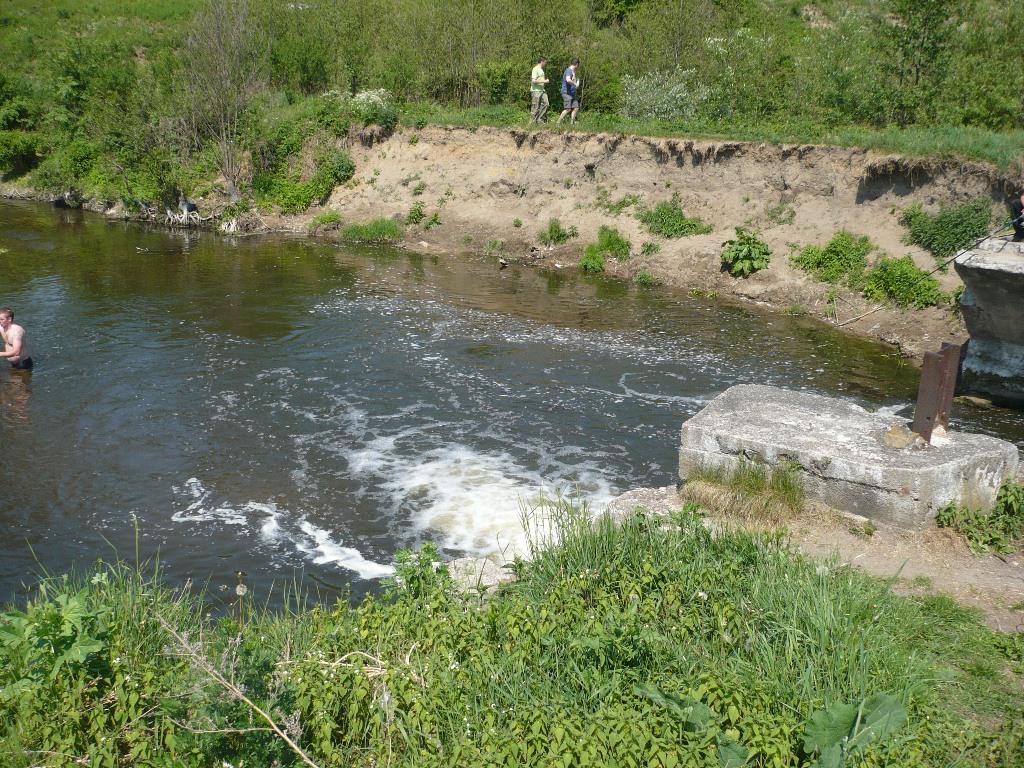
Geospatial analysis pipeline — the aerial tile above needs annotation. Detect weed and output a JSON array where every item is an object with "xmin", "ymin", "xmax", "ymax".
[
  {"xmin": 512, "ymin": 218, "xmax": 523, "ymax": 228},
  {"xmin": 538, "ymin": 218, "xmax": 579, "ymax": 246},
  {"xmin": 563, "ymin": 178, "xmax": 574, "ymax": 189},
  {"xmin": 594, "ymin": 187, "xmax": 641, "ymax": 216},
  {"xmin": 901, "ymin": 199, "xmax": 992, "ymax": 266},
  {"xmin": 640, "ymin": 241, "xmax": 661, "ymax": 257},
  {"xmin": 765, "ymin": 202, "xmax": 795, "ymax": 226},
  {"xmin": 405, "ymin": 202, "xmax": 425, "ymax": 225},
  {"xmin": 792, "ymin": 231, "xmax": 873, "ymax": 285},
  {"xmin": 340, "ymin": 217, "xmax": 402, "ymax": 243},
  {"xmin": 849, "ymin": 520, "xmax": 878, "ymax": 539},
  {"xmin": 785, "ymin": 304, "xmax": 808, "ymax": 316},
  {"xmin": 633, "ymin": 271, "xmax": 658, "ymax": 287},
  {"xmin": 425, "ymin": 211, "xmax": 442, "ymax": 230},
  {"xmin": 307, "ymin": 210, "xmax": 341, "ymax": 232},
  {"xmin": 721, "ymin": 227, "xmax": 771, "ymax": 277},
  {"xmin": 412, "ymin": 181, "xmax": 426, "ymax": 196},
  {"xmin": 637, "ymin": 193, "xmax": 712, "ymax": 238},
  {"xmin": 688, "ymin": 287, "xmax": 718, "ymax": 299},
  {"xmin": 935, "ymin": 481, "xmax": 1024, "ymax": 554},
  {"xmin": 585, "ymin": 225, "xmax": 631, "ymax": 263},
  {"xmin": 862, "ymin": 255, "xmax": 945, "ymax": 308},
  {"xmin": 579, "ymin": 248, "xmax": 605, "ymax": 273},
  {"xmin": 409, "ymin": 134, "xmax": 419, "ymax": 145},
  {"xmin": 485, "ymin": 239, "xmax": 506, "ymax": 257}
]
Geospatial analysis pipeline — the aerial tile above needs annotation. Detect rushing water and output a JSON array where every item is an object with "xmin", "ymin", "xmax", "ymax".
[{"xmin": 1, "ymin": 200, "xmax": 1021, "ymax": 604}]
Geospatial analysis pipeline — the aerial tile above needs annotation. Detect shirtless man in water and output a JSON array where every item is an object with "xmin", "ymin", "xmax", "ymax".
[{"xmin": 0, "ymin": 307, "xmax": 32, "ymax": 370}]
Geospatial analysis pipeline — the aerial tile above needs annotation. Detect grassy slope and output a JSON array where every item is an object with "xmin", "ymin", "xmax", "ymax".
[{"xmin": 2, "ymin": 507, "xmax": 1021, "ymax": 767}]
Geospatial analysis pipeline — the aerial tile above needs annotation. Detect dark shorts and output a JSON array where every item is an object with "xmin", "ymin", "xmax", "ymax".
[
  {"xmin": 10, "ymin": 357, "xmax": 33, "ymax": 370},
  {"xmin": 562, "ymin": 93, "xmax": 580, "ymax": 110}
]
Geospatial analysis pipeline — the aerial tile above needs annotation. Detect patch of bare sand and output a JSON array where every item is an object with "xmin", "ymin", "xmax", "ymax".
[
  {"xmin": 269, "ymin": 125, "xmax": 1016, "ymax": 363},
  {"xmin": 606, "ymin": 485, "xmax": 1024, "ymax": 631}
]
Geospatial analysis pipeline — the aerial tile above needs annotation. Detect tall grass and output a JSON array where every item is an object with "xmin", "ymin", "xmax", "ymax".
[{"xmin": 340, "ymin": 217, "xmax": 402, "ymax": 243}]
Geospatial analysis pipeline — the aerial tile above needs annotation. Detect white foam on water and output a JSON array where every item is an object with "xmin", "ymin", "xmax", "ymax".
[
  {"xmin": 875, "ymin": 402, "xmax": 912, "ymax": 417},
  {"xmin": 295, "ymin": 520, "xmax": 395, "ymax": 579},
  {"xmin": 170, "ymin": 477, "xmax": 395, "ymax": 580}
]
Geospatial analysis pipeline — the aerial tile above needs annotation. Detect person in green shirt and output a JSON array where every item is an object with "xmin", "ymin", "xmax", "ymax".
[{"xmin": 530, "ymin": 57, "xmax": 549, "ymax": 124}]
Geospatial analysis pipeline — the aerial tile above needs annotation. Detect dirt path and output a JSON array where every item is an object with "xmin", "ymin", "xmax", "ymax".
[{"xmin": 607, "ymin": 486, "xmax": 1024, "ymax": 632}]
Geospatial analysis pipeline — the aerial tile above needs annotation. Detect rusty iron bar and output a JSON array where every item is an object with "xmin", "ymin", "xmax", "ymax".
[{"xmin": 911, "ymin": 342, "xmax": 964, "ymax": 443}]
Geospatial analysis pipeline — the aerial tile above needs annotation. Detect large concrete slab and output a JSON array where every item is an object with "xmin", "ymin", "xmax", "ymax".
[
  {"xmin": 678, "ymin": 385, "xmax": 1019, "ymax": 529},
  {"xmin": 955, "ymin": 238, "xmax": 1024, "ymax": 405}
]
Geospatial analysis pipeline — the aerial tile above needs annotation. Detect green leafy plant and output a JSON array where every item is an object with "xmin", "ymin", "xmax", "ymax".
[
  {"xmin": 803, "ymin": 694, "xmax": 908, "ymax": 768},
  {"xmin": 538, "ymin": 218, "xmax": 578, "ymax": 246},
  {"xmin": 512, "ymin": 217, "xmax": 523, "ymax": 228},
  {"xmin": 594, "ymin": 187, "xmax": 641, "ymax": 216},
  {"xmin": 640, "ymin": 241, "xmax": 661, "ymax": 257},
  {"xmin": 412, "ymin": 181, "xmax": 426, "ymax": 196},
  {"xmin": 579, "ymin": 248, "xmax": 605, "ymax": 273},
  {"xmin": 721, "ymin": 227, "xmax": 771, "ymax": 277},
  {"xmin": 424, "ymin": 211, "xmax": 441, "ymax": 230},
  {"xmin": 340, "ymin": 217, "xmax": 402, "ymax": 243},
  {"xmin": 935, "ymin": 481, "xmax": 1024, "ymax": 553},
  {"xmin": 637, "ymin": 193, "xmax": 712, "ymax": 238},
  {"xmin": 862, "ymin": 255, "xmax": 945, "ymax": 308},
  {"xmin": 900, "ymin": 199, "xmax": 992, "ymax": 265},
  {"xmin": 792, "ymin": 231, "xmax": 873, "ymax": 285},
  {"xmin": 405, "ymin": 201, "xmax": 425, "ymax": 225},
  {"xmin": 766, "ymin": 202, "xmax": 796, "ymax": 225}
]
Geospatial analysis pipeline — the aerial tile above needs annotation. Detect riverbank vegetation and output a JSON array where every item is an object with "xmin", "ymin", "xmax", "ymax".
[
  {"xmin": 1, "ymin": 505, "xmax": 1021, "ymax": 767},
  {"xmin": 0, "ymin": 0, "xmax": 1022, "ymax": 214}
]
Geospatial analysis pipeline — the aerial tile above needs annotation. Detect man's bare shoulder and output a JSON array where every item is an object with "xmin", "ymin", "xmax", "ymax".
[{"xmin": 7, "ymin": 324, "xmax": 24, "ymax": 340}]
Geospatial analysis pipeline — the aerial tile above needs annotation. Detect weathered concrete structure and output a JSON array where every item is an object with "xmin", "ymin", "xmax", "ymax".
[
  {"xmin": 678, "ymin": 385, "xmax": 1019, "ymax": 529},
  {"xmin": 955, "ymin": 238, "xmax": 1024, "ymax": 406}
]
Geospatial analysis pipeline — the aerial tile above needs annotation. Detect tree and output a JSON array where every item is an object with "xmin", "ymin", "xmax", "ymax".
[{"xmin": 179, "ymin": 0, "xmax": 267, "ymax": 199}]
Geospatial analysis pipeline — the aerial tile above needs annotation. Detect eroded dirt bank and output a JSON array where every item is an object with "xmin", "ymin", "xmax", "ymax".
[{"xmin": 281, "ymin": 125, "xmax": 1019, "ymax": 361}]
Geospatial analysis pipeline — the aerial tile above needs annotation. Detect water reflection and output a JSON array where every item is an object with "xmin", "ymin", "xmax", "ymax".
[{"xmin": 0, "ymin": 370, "xmax": 31, "ymax": 427}]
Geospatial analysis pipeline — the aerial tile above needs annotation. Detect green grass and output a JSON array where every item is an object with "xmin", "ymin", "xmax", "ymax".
[
  {"xmin": 683, "ymin": 459, "xmax": 805, "ymax": 521},
  {"xmin": 3, "ymin": 504, "xmax": 1021, "ymax": 767},
  {"xmin": 936, "ymin": 481, "xmax": 1024, "ymax": 554},
  {"xmin": 399, "ymin": 104, "xmax": 1024, "ymax": 169},
  {"xmin": 340, "ymin": 217, "xmax": 402, "ymax": 243},
  {"xmin": 862, "ymin": 254, "xmax": 945, "ymax": 308},
  {"xmin": 900, "ymin": 199, "xmax": 994, "ymax": 266}
]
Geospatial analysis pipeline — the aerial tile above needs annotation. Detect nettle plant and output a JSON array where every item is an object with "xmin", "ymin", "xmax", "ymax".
[{"xmin": 721, "ymin": 227, "xmax": 771, "ymax": 277}]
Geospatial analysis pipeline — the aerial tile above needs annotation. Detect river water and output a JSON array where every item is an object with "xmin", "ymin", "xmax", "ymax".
[{"xmin": 1, "ymin": 200, "xmax": 1021, "ymax": 604}]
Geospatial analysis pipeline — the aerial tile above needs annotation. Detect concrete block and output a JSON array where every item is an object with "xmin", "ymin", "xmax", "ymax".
[
  {"xmin": 678, "ymin": 385, "xmax": 1019, "ymax": 529},
  {"xmin": 955, "ymin": 238, "xmax": 1024, "ymax": 405}
]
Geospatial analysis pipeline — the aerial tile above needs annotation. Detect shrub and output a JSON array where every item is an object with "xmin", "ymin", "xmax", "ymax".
[
  {"xmin": 538, "ymin": 218, "xmax": 578, "ymax": 246},
  {"xmin": 512, "ymin": 218, "xmax": 522, "ymax": 228},
  {"xmin": 936, "ymin": 481, "xmax": 1024, "ymax": 554},
  {"xmin": 640, "ymin": 241, "xmax": 661, "ymax": 256},
  {"xmin": 579, "ymin": 247, "xmax": 605, "ymax": 273},
  {"xmin": 476, "ymin": 60, "xmax": 519, "ymax": 105},
  {"xmin": 900, "ymin": 199, "xmax": 992, "ymax": 264},
  {"xmin": 351, "ymin": 89, "xmax": 398, "ymax": 131},
  {"xmin": 721, "ymin": 227, "xmax": 771, "ymax": 277},
  {"xmin": 424, "ymin": 211, "xmax": 441, "ymax": 229},
  {"xmin": 862, "ymin": 255, "xmax": 945, "ymax": 308},
  {"xmin": 307, "ymin": 210, "xmax": 341, "ymax": 232},
  {"xmin": 341, "ymin": 217, "xmax": 402, "ymax": 243},
  {"xmin": 594, "ymin": 225, "xmax": 631, "ymax": 260},
  {"xmin": 0, "ymin": 129, "xmax": 38, "ymax": 174},
  {"xmin": 633, "ymin": 271, "xmax": 658, "ymax": 287},
  {"xmin": 791, "ymin": 231, "xmax": 873, "ymax": 285},
  {"xmin": 620, "ymin": 66, "xmax": 710, "ymax": 120},
  {"xmin": 637, "ymin": 193, "xmax": 712, "ymax": 238}
]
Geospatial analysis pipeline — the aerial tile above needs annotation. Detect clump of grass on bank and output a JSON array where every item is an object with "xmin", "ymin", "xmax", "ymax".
[
  {"xmin": 682, "ymin": 459, "xmax": 804, "ymax": 522},
  {"xmin": 340, "ymin": 217, "xmax": 402, "ymax": 243},
  {"xmin": 937, "ymin": 481, "xmax": 1024, "ymax": 554},
  {"xmin": 721, "ymin": 227, "xmax": 771, "ymax": 277},
  {"xmin": 580, "ymin": 225, "xmax": 631, "ymax": 273},
  {"xmin": 637, "ymin": 193, "xmax": 712, "ymax": 238},
  {"xmin": 862, "ymin": 254, "xmax": 945, "ymax": 308},
  {"xmin": 538, "ymin": 218, "xmax": 578, "ymax": 246},
  {"xmin": 307, "ymin": 210, "xmax": 342, "ymax": 232},
  {"xmin": 594, "ymin": 187, "xmax": 641, "ymax": 216},
  {"xmin": 791, "ymin": 231, "xmax": 873, "ymax": 286},
  {"xmin": 901, "ymin": 199, "xmax": 993, "ymax": 266}
]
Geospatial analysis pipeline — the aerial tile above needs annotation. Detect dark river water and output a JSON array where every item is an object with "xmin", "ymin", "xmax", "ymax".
[{"xmin": 2, "ymin": 199, "xmax": 1022, "ymax": 605}]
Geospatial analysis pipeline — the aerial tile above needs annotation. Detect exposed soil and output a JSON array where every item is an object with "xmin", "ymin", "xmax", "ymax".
[
  {"xmin": 607, "ymin": 486, "xmax": 1024, "ymax": 632},
  {"xmin": 269, "ymin": 125, "xmax": 1022, "ymax": 362}
]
